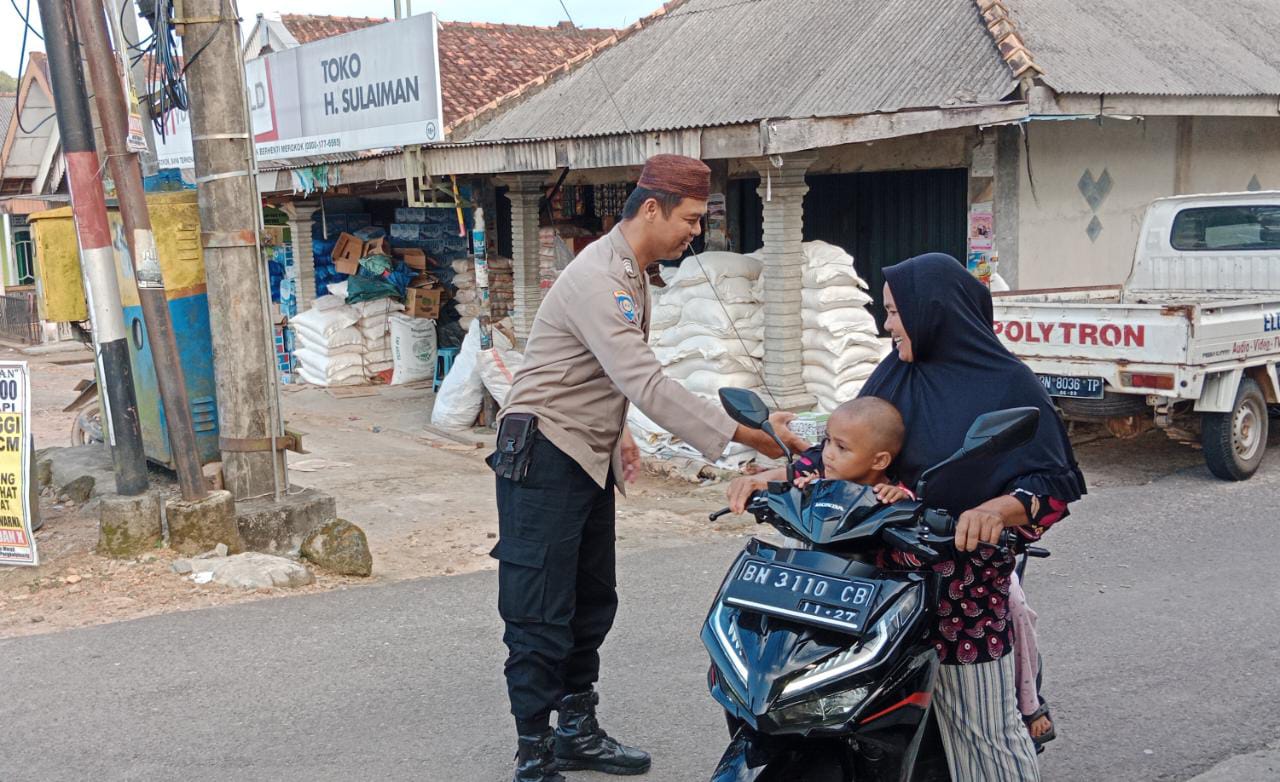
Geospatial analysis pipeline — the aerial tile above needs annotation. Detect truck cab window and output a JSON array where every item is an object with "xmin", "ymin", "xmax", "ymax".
[{"xmin": 1170, "ymin": 206, "xmax": 1280, "ymax": 251}]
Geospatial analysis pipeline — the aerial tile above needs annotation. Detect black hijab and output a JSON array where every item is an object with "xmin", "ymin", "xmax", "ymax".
[{"xmin": 859, "ymin": 253, "xmax": 1085, "ymax": 515}]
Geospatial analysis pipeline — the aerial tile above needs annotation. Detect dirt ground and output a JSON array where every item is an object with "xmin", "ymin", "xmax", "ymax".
[{"xmin": 5, "ymin": 342, "xmax": 1241, "ymax": 639}]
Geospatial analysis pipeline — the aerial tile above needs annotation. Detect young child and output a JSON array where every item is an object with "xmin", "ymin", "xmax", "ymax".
[
  {"xmin": 790, "ymin": 397, "xmax": 912, "ymax": 504},
  {"xmin": 728, "ymin": 396, "xmax": 1055, "ymax": 748}
]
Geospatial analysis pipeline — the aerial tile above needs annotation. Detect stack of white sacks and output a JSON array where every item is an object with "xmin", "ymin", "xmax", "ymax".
[
  {"xmin": 628, "ymin": 252, "xmax": 768, "ymax": 470},
  {"xmin": 291, "ymin": 279, "xmax": 412, "ymax": 385},
  {"xmin": 799, "ymin": 241, "xmax": 889, "ymax": 412},
  {"xmin": 292, "ymin": 296, "xmax": 365, "ymax": 387},
  {"xmin": 353, "ymin": 297, "xmax": 403, "ymax": 379}
]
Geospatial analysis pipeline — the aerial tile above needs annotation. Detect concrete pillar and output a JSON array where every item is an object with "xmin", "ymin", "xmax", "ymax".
[
  {"xmin": 994, "ymin": 126, "xmax": 1022, "ymax": 288},
  {"xmin": 282, "ymin": 200, "xmax": 320, "ymax": 311},
  {"xmin": 500, "ymin": 173, "xmax": 549, "ymax": 348},
  {"xmin": 751, "ymin": 152, "xmax": 818, "ymax": 412}
]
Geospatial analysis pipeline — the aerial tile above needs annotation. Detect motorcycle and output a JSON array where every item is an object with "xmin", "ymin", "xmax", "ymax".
[{"xmin": 702, "ymin": 388, "xmax": 1046, "ymax": 781}]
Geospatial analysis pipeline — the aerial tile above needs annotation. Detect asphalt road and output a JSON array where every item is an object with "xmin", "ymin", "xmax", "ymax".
[{"xmin": 4, "ymin": 457, "xmax": 1279, "ymax": 782}]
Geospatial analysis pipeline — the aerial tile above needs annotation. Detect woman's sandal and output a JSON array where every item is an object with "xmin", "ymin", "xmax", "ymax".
[{"xmin": 1023, "ymin": 703, "xmax": 1057, "ymax": 753}]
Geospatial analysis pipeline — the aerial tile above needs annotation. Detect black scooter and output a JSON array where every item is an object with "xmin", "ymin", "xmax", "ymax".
[{"xmin": 702, "ymin": 388, "xmax": 1042, "ymax": 782}]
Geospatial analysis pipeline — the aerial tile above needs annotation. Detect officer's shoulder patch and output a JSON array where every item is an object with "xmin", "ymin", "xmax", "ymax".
[{"xmin": 613, "ymin": 290, "xmax": 637, "ymax": 323}]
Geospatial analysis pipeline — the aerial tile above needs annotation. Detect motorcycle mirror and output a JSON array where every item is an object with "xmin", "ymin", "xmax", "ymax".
[
  {"xmin": 718, "ymin": 387, "xmax": 769, "ymax": 430},
  {"xmin": 718, "ymin": 387, "xmax": 793, "ymax": 467},
  {"xmin": 961, "ymin": 407, "xmax": 1040, "ymax": 457},
  {"xmin": 914, "ymin": 407, "xmax": 1041, "ymax": 498}
]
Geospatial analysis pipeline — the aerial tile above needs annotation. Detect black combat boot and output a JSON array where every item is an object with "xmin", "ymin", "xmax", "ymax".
[
  {"xmin": 513, "ymin": 730, "xmax": 565, "ymax": 782},
  {"xmin": 554, "ymin": 690, "xmax": 651, "ymax": 775}
]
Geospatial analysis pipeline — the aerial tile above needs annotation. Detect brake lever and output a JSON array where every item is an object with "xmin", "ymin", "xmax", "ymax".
[
  {"xmin": 709, "ymin": 507, "xmax": 732, "ymax": 521},
  {"xmin": 882, "ymin": 527, "xmax": 944, "ymax": 563}
]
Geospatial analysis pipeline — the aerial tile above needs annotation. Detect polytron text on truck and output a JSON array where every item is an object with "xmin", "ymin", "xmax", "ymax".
[{"xmin": 992, "ymin": 192, "xmax": 1280, "ymax": 480}]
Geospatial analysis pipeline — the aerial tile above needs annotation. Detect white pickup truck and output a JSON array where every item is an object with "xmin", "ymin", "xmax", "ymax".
[{"xmin": 992, "ymin": 192, "xmax": 1280, "ymax": 480}]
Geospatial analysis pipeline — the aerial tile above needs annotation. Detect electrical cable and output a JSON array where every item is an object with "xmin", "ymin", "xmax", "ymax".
[
  {"xmin": 12, "ymin": 0, "xmax": 58, "ymax": 135},
  {"xmin": 8, "ymin": 0, "xmax": 41, "ymax": 38}
]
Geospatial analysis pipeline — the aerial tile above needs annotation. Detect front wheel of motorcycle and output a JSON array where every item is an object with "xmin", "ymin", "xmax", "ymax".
[{"xmin": 70, "ymin": 404, "xmax": 104, "ymax": 447}]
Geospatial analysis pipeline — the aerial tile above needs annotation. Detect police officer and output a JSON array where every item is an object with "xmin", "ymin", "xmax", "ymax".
[{"xmin": 490, "ymin": 155, "xmax": 788, "ymax": 782}]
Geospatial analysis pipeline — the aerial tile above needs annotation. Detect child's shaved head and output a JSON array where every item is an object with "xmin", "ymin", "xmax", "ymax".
[{"xmin": 829, "ymin": 397, "xmax": 905, "ymax": 458}]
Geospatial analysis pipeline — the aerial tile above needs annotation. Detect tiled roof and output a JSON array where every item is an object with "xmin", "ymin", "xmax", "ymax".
[
  {"xmin": 275, "ymin": 14, "xmax": 614, "ymax": 128},
  {"xmin": 437, "ymin": 21, "xmax": 613, "ymax": 128}
]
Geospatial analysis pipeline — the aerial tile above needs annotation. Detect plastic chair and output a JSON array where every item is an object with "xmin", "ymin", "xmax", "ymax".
[{"xmin": 434, "ymin": 347, "xmax": 460, "ymax": 392}]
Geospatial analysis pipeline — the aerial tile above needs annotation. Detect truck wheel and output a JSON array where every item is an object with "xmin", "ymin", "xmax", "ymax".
[
  {"xmin": 1201, "ymin": 377, "xmax": 1269, "ymax": 481},
  {"xmin": 1057, "ymin": 392, "xmax": 1149, "ymax": 421}
]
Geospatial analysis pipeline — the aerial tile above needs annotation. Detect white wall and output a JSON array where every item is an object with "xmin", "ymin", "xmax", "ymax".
[
  {"xmin": 1015, "ymin": 115, "xmax": 1280, "ymax": 290},
  {"xmin": 1016, "ymin": 117, "xmax": 1176, "ymax": 289},
  {"xmin": 1187, "ymin": 116, "xmax": 1280, "ymax": 193}
]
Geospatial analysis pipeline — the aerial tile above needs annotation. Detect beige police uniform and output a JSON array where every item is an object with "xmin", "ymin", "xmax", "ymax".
[
  {"xmin": 501, "ymin": 224, "xmax": 738, "ymax": 488},
  {"xmin": 493, "ymin": 224, "xmax": 740, "ymax": 733}
]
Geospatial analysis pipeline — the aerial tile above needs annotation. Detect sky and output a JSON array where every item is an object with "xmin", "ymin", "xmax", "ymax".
[{"xmin": 2, "ymin": 0, "xmax": 663, "ymax": 86}]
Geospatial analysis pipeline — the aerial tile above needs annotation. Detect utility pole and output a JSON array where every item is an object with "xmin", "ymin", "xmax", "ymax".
[
  {"xmin": 38, "ymin": 0, "xmax": 149, "ymax": 496},
  {"xmin": 75, "ymin": 0, "xmax": 207, "ymax": 500},
  {"xmin": 178, "ymin": 0, "xmax": 287, "ymax": 501},
  {"xmin": 105, "ymin": 0, "xmax": 158, "ymax": 176}
]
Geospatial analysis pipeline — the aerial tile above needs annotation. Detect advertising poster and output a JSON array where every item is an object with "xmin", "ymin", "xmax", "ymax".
[{"xmin": 0, "ymin": 362, "xmax": 35, "ymax": 566}]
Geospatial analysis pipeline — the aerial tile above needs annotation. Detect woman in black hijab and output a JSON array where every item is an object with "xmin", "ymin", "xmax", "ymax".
[
  {"xmin": 861, "ymin": 253, "xmax": 1085, "ymax": 781},
  {"xmin": 726, "ymin": 253, "xmax": 1083, "ymax": 779}
]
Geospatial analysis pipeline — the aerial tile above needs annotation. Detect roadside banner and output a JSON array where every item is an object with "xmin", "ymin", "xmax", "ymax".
[{"xmin": 0, "ymin": 362, "xmax": 36, "ymax": 566}]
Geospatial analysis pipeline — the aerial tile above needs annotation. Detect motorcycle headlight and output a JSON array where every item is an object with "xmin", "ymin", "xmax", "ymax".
[
  {"xmin": 772, "ymin": 686, "xmax": 870, "ymax": 728},
  {"xmin": 778, "ymin": 583, "xmax": 922, "ymax": 699},
  {"xmin": 710, "ymin": 602, "xmax": 749, "ymax": 684}
]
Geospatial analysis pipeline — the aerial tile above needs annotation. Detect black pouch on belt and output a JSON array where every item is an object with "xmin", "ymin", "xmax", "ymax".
[{"xmin": 487, "ymin": 413, "xmax": 539, "ymax": 482}]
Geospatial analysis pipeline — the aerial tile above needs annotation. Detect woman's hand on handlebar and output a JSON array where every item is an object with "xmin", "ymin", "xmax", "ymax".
[
  {"xmin": 955, "ymin": 494, "xmax": 1031, "ymax": 552},
  {"xmin": 955, "ymin": 509, "xmax": 1006, "ymax": 551}
]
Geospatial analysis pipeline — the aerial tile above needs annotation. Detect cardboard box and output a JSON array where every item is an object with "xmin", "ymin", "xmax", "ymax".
[
  {"xmin": 393, "ymin": 247, "xmax": 428, "ymax": 270},
  {"xmin": 332, "ymin": 232, "xmax": 363, "ymax": 275},
  {"xmin": 406, "ymin": 287, "xmax": 442, "ymax": 320},
  {"xmin": 261, "ymin": 225, "xmax": 288, "ymax": 246},
  {"xmin": 362, "ymin": 237, "xmax": 391, "ymax": 258}
]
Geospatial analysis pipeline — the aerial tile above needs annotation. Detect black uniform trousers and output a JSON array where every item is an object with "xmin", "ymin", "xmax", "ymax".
[{"xmin": 493, "ymin": 434, "xmax": 618, "ymax": 733}]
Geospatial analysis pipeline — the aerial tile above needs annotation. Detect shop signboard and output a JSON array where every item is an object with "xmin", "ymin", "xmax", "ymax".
[
  {"xmin": 155, "ymin": 13, "xmax": 443, "ymax": 167},
  {"xmin": 0, "ymin": 362, "xmax": 36, "ymax": 567}
]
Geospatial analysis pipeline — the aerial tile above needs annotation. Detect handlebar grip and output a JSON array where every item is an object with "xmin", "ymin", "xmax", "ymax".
[{"xmin": 709, "ymin": 507, "xmax": 732, "ymax": 521}]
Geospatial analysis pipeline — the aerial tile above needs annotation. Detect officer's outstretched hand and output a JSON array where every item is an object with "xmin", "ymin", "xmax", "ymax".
[
  {"xmin": 621, "ymin": 429, "xmax": 642, "ymax": 483},
  {"xmin": 768, "ymin": 411, "xmax": 811, "ymax": 453}
]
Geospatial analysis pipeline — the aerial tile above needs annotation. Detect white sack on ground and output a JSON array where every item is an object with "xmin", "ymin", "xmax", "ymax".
[
  {"xmin": 802, "ymin": 285, "xmax": 873, "ymax": 311},
  {"xmin": 667, "ymin": 252, "xmax": 762, "ymax": 288},
  {"xmin": 353, "ymin": 298, "xmax": 405, "ymax": 318},
  {"xmin": 292, "ymin": 305, "xmax": 358, "ymax": 338},
  {"xmin": 659, "ymin": 275, "xmax": 756, "ymax": 306},
  {"xmin": 662, "ymin": 354, "xmax": 758, "ymax": 380},
  {"xmin": 294, "ymin": 323, "xmax": 363, "ymax": 350},
  {"xmin": 389, "ymin": 314, "xmax": 437, "ymax": 385},
  {"xmin": 478, "ymin": 326, "xmax": 525, "ymax": 406},
  {"xmin": 802, "ymin": 307, "xmax": 878, "ymax": 336},
  {"xmin": 656, "ymin": 320, "xmax": 764, "ymax": 346},
  {"xmin": 653, "ymin": 334, "xmax": 762, "ymax": 364},
  {"xmin": 432, "ymin": 320, "xmax": 485, "ymax": 430},
  {"xmin": 798, "ymin": 240, "xmax": 884, "ymax": 415},
  {"xmin": 802, "ymin": 362, "xmax": 878, "ymax": 389},
  {"xmin": 312, "ymin": 294, "xmax": 345, "ymax": 311},
  {"xmin": 803, "ymin": 347, "xmax": 884, "ymax": 376},
  {"xmin": 626, "ymin": 406, "xmax": 767, "ymax": 472},
  {"xmin": 801, "ymin": 329, "xmax": 884, "ymax": 355}
]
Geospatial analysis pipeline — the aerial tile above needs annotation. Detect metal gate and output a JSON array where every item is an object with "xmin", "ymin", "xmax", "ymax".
[
  {"xmin": 735, "ymin": 168, "xmax": 969, "ymax": 326},
  {"xmin": 0, "ymin": 291, "xmax": 41, "ymax": 344}
]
